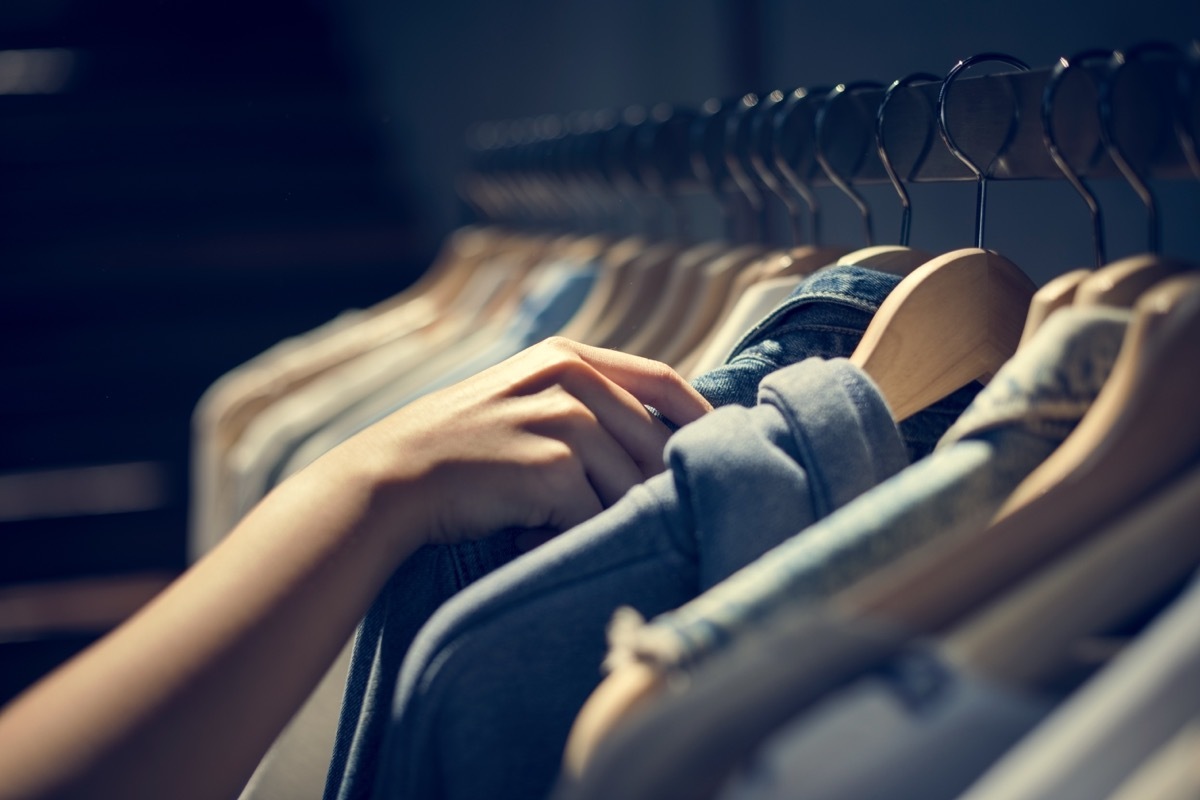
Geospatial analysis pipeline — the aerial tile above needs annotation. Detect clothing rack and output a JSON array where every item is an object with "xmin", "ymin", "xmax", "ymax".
[{"xmin": 463, "ymin": 45, "xmax": 1200, "ymax": 240}]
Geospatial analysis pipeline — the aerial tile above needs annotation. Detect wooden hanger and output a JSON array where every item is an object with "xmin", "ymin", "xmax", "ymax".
[
  {"xmin": 850, "ymin": 56, "xmax": 1041, "ymax": 422},
  {"xmin": 588, "ymin": 242, "xmax": 686, "ymax": 350},
  {"xmin": 1073, "ymin": 254, "xmax": 1195, "ymax": 308},
  {"xmin": 816, "ymin": 82, "xmax": 935, "ymax": 279},
  {"xmin": 617, "ymin": 241, "xmax": 735, "ymax": 359},
  {"xmin": 834, "ymin": 245, "xmax": 934, "ymax": 275},
  {"xmin": 831, "ymin": 73, "xmax": 947, "ymax": 279},
  {"xmin": 998, "ymin": 273, "xmax": 1200, "ymax": 516},
  {"xmin": 842, "ymin": 275, "xmax": 1200, "ymax": 635},
  {"xmin": 944, "ymin": 457, "xmax": 1200, "ymax": 691},
  {"xmin": 849, "ymin": 247, "xmax": 1036, "ymax": 422},
  {"xmin": 556, "ymin": 236, "xmax": 648, "ymax": 343},
  {"xmin": 1018, "ymin": 268, "xmax": 1091, "ymax": 347},
  {"xmin": 672, "ymin": 244, "xmax": 849, "ymax": 377},
  {"xmin": 652, "ymin": 244, "xmax": 766, "ymax": 364},
  {"xmin": 1012, "ymin": 48, "xmax": 1110, "ymax": 346},
  {"xmin": 1070, "ymin": 45, "xmax": 1198, "ymax": 309}
]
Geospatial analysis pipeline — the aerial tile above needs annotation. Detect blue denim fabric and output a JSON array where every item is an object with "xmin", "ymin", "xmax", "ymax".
[
  {"xmin": 692, "ymin": 265, "xmax": 979, "ymax": 461},
  {"xmin": 622, "ymin": 306, "xmax": 1131, "ymax": 673},
  {"xmin": 322, "ymin": 264, "xmax": 980, "ymax": 800},
  {"xmin": 361, "ymin": 359, "xmax": 908, "ymax": 800}
]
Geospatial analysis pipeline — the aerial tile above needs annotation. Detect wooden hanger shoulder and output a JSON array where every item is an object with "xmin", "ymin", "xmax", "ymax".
[
  {"xmin": 1018, "ymin": 268, "xmax": 1091, "ymax": 348},
  {"xmin": 850, "ymin": 247, "xmax": 1036, "ymax": 422},
  {"xmin": 1074, "ymin": 253, "xmax": 1195, "ymax": 308},
  {"xmin": 557, "ymin": 237, "xmax": 650, "ymax": 344},
  {"xmin": 997, "ymin": 273, "xmax": 1200, "ymax": 518},
  {"xmin": 943, "ymin": 459, "xmax": 1200, "ymax": 691},
  {"xmin": 655, "ymin": 245, "xmax": 766, "ymax": 365},
  {"xmin": 835, "ymin": 245, "xmax": 935, "ymax": 276},
  {"xmin": 836, "ymin": 282, "xmax": 1200, "ymax": 636}
]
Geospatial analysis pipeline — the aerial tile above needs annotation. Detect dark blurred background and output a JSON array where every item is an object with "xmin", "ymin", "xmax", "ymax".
[{"xmin": 1, "ymin": 0, "xmax": 1197, "ymax": 703}]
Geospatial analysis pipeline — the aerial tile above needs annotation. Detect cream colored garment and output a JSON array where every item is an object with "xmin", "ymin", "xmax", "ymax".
[
  {"xmin": 190, "ymin": 309, "xmax": 368, "ymax": 559},
  {"xmin": 223, "ymin": 257, "xmax": 526, "ymax": 533},
  {"xmin": 1103, "ymin": 718, "xmax": 1200, "ymax": 800},
  {"xmin": 190, "ymin": 226, "xmax": 506, "ymax": 559},
  {"xmin": 684, "ymin": 276, "xmax": 799, "ymax": 378},
  {"xmin": 276, "ymin": 257, "xmax": 595, "ymax": 483}
]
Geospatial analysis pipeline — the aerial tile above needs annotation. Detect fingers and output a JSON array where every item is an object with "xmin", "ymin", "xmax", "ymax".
[
  {"xmin": 550, "ymin": 367, "xmax": 671, "ymax": 476},
  {"xmin": 369, "ymin": 337, "xmax": 713, "ymax": 548},
  {"xmin": 523, "ymin": 388, "xmax": 648, "ymax": 506},
  {"xmin": 542, "ymin": 338, "xmax": 713, "ymax": 427}
]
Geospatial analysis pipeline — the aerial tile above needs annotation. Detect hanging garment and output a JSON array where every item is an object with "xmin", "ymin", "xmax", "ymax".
[
  {"xmin": 269, "ymin": 255, "xmax": 600, "ymax": 489},
  {"xmin": 319, "ymin": 262, "xmax": 976, "ymax": 800},
  {"xmin": 328, "ymin": 279, "xmax": 993, "ymax": 800},
  {"xmin": 712, "ymin": 646, "xmax": 1053, "ymax": 800},
  {"xmin": 357, "ymin": 357, "xmax": 907, "ymax": 800},
  {"xmin": 614, "ymin": 306, "xmax": 1128, "ymax": 674},
  {"xmin": 958, "ymin": 567, "xmax": 1200, "ymax": 800},
  {"xmin": 555, "ymin": 305, "xmax": 1128, "ymax": 800}
]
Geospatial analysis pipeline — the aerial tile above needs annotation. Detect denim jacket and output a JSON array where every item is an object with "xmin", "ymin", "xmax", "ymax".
[
  {"xmin": 619, "ymin": 306, "xmax": 1131, "ymax": 673},
  {"xmin": 693, "ymin": 265, "xmax": 979, "ymax": 461}
]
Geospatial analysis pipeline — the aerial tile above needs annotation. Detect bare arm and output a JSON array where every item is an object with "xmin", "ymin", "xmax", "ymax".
[{"xmin": 0, "ymin": 339, "xmax": 710, "ymax": 800}]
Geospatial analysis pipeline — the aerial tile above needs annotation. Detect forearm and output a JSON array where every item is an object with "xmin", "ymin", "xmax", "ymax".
[
  {"xmin": 0, "ymin": 442, "xmax": 420, "ymax": 800},
  {"xmin": 0, "ymin": 337, "xmax": 713, "ymax": 800}
]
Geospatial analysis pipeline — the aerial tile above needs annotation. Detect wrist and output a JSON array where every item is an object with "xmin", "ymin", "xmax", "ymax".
[{"xmin": 299, "ymin": 434, "xmax": 435, "ymax": 565}]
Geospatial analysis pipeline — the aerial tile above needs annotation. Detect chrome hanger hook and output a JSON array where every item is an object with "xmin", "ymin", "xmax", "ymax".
[
  {"xmin": 749, "ymin": 89, "xmax": 807, "ymax": 246},
  {"xmin": 815, "ymin": 81, "xmax": 884, "ymax": 246},
  {"xmin": 877, "ymin": 72, "xmax": 939, "ymax": 247},
  {"xmin": 1100, "ymin": 41, "xmax": 1184, "ymax": 255},
  {"xmin": 773, "ymin": 87, "xmax": 829, "ymax": 245},
  {"xmin": 1042, "ymin": 49, "xmax": 1114, "ymax": 268},
  {"xmin": 938, "ymin": 52, "xmax": 1030, "ymax": 249}
]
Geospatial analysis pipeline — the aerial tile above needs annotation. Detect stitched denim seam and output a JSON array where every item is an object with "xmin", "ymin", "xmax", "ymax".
[
  {"xmin": 731, "ymin": 296, "xmax": 880, "ymax": 356},
  {"xmin": 723, "ymin": 325, "xmax": 876, "ymax": 368}
]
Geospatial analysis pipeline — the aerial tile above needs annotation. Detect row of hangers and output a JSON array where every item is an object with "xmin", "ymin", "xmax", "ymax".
[
  {"xmin": 459, "ymin": 42, "xmax": 1198, "ymax": 420},
  {"xmin": 456, "ymin": 42, "xmax": 1200, "ymax": 700},
  {"xmin": 505, "ymin": 46, "xmax": 1200, "ymax": 797}
]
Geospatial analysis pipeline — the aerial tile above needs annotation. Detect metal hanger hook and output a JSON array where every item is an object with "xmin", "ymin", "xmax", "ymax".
[
  {"xmin": 877, "ymin": 72, "xmax": 939, "ymax": 247},
  {"xmin": 1101, "ymin": 41, "xmax": 1184, "ymax": 254},
  {"xmin": 815, "ymin": 81, "xmax": 884, "ymax": 246},
  {"xmin": 1042, "ymin": 49, "xmax": 1114, "ymax": 268},
  {"xmin": 938, "ymin": 52, "xmax": 1030, "ymax": 249},
  {"xmin": 773, "ymin": 87, "xmax": 828, "ymax": 245}
]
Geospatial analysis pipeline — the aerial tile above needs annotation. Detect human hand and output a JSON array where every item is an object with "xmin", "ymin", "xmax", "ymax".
[{"xmin": 339, "ymin": 337, "xmax": 712, "ymax": 548}]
